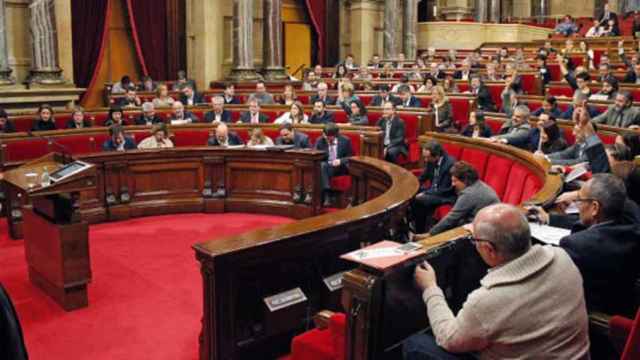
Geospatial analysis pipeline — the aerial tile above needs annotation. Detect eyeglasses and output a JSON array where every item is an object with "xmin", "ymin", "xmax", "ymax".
[{"xmin": 465, "ymin": 235, "xmax": 495, "ymax": 247}]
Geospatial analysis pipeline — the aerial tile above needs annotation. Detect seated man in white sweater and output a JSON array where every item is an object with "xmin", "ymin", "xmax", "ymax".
[{"xmin": 404, "ymin": 203, "xmax": 590, "ymax": 360}]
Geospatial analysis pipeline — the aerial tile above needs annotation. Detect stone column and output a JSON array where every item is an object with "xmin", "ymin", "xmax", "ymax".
[
  {"xmin": 228, "ymin": 0, "xmax": 258, "ymax": 81},
  {"xmin": 475, "ymin": 0, "xmax": 489, "ymax": 22},
  {"xmin": 27, "ymin": 0, "xmax": 65, "ymax": 86},
  {"xmin": 403, "ymin": 0, "xmax": 418, "ymax": 60},
  {"xmin": 0, "ymin": 0, "xmax": 14, "ymax": 85},
  {"xmin": 383, "ymin": 0, "xmax": 401, "ymax": 59},
  {"xmin": 187, "ymin": 0, "xmax": 224, "ymax": 90},
  {"xmin": 262, "ymin": 0, "xmax": 287, "ymax": 80},
  {"xmin": 489, "ymin": 0, "xmax": 501, "ymax": 22}
]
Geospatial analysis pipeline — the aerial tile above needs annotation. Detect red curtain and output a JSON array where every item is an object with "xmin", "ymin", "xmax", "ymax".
[
  {"xmin": 126, "ymin": 0, "xmax": 169, "ymax": 80},
  {"xmin": 305, "ymin": 0, "xmax": 326, "ymax": 65},
  {"xmin": 71, "ymin": 0, "xmax": 111, "ymax": 99}
]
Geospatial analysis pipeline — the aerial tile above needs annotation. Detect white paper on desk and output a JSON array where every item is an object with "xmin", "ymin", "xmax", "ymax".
[
  {"xmin": 529, "ymin": 223, "xmax": 571, "ymax": 246},
  {"xmin": 565, "ymin": 165, "xmax": 588, "ymax": 183},
  {"xmin": 346, "ymin": 247, "xmax": 405, "ymax": 260}
]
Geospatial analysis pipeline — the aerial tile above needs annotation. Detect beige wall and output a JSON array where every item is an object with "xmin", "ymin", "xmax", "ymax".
[
  {"xmin": 550, "ymin": 0, "xmax": 595, "ymax": 18},
  {"xmin": 417, "ymin": 22, "xmax": 552, "ymax": 49}
]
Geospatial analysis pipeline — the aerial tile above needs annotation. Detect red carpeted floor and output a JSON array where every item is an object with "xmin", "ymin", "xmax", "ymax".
[{"xmin": 0, "ymin": 213, "xmax": 294, "ymax": 360}]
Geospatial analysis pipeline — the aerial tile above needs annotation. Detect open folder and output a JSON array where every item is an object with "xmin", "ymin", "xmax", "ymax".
[{"xmin": 528, "ymin": 223, "xmax": 571, "ymax": 246}]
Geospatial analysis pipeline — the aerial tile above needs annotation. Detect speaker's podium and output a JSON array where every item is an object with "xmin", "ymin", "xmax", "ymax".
[{"xmin": 3, "ymin": 153, "xmax": 97, "ymax": 311}]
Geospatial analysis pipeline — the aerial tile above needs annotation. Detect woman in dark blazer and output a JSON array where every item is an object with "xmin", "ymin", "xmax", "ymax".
[
  {"xmin": 537, "ymin": 119, "xmax": 567, "ymax": 155},
  {"xmin": 430, "ymin": 85, "xmax": 454, "ymax": 132},
  {"xmin": 31, "ymin": 103, "xmax": 57, "ymax": 132},
  {"xmin": 461, "ymin": 111, "xmax": 493, "ymax": 138}
]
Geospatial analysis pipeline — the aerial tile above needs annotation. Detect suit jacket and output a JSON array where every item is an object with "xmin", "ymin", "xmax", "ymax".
[
  {"xmin": 473, "ymin": 85, "xmax": 496, "ymax": 112},
  {"xmin": 314, "ymin": 134, "xmax": 354, "ymax": 163},
  {"xmin": 453, "ymin": 70, "xmax": 474, "ymax": 80},
  {"xmin": 179, "ymin": 92, "xmax": 205, "ymax": 106},
  {"xmin": 65, "ymin": 119, "xmax": 92, "ymax": 129},
  {"xmin": 430, "ymin": 180, "xmax": 500, "ymax": 235},
  {"xmin": 591, "ymin": 105, "xmax": 640, "ymax": 128},
  {"xmin": 623, "ymin": 69, "xmax": 639, "ymax": 84},
  {"xmin": 461, "ymin": 124, "xmax": 492, "ymax": 138},
  {"xmin": 309, "ymin": 95, "xmax": 336, "ymax": 106},
  {"xmin": 431, "ymin": 101, "xmax": 453, "ymax": 131},
  {"xmin": 102, "ymin": 137, "xmax": 137, "ymax": 151},
  {"xmin": 32, "ymin": 119, "xmax": 56, "ymax": 132},
  {"xmin": 496, "ymin": 121, "xmax": 531, "ymax": 149},
  {"xmin": 370, "ymin": 95, "xmax": 402, "ymax": 107},
  {"xmin": 560, "ymin": 215, "xmax": 640, "ymax": 317},
  {"xmin": 0, "ymin": 285, "xmax": 28, "ymax": 360},
  {"xmin": 309, "ymin": 111, "xmax": 335, "ymax": 124},
  {"xmin": 559, "ymin": 105, "xmax": 601, "ymax": 120},
  {"xmin": 547, "ymin": 142, "xmax": 589, "ymax": 166},
  {"xmin": 204, "ymin": 110, "xmax": 232, "ymax": 123},
  {"xmin": 207, "ymin": 132, "xmax": 244, "ymax": 146},
  {"xmin": 223, "ymin": 95, "xmax": 239, "ymax": 105},
  {"xmin": 376, "ymin": 116, "xmax": 407, "ymax": 153},
  {"xmin": 417, "ymin": 152, "xmax": 456, "ymax": 197},
  {"xmin": 400, "ymin": 96, "xmax": 422, "ymax": 108},
  {"xmin": 134, "ymin": 114, "xmax": 164, "ymax": 126},
  {"xmin": 169, "ymin": 111, "xmax": 199, "ymax": 124},
  {"xmin": 116, "ymin": 97, "xmax": 140, "ymax": 108},
  {"xmin": 239, "ymin": 111, "xmax": 269, "ymax": 124},
  {"xmin": 0, "ymin": 120, "xmax": 16, "ymax": 133},
  {"xmin": 275, "ymin": 132, "xmax": 310, "ymax": 149}
]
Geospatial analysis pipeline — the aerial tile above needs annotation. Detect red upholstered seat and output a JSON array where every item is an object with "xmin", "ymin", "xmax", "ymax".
[
  {"xmin": 54, "ymin": 114, "xmax": 72, "ymax": 129},
  {"xmin": 172, "ymin": 130, "xmax": 211, "ymax": 147},
  {"xmin": 10, "ymin": 116, "xmax": 34, "ymax": 132},
  {"xmin": 547, "ymin": 64, "xmax": 562, "ymax": 81},
  {"xmin": 89, "ymin": 113, "xmax": 110, "ymax": 126},
  {"xmin": 520, "ymin": 74, "xmax": 536, "ymax": 94},
  {"xmin": 434, "ymin": 204, "xmax": 452, "ymax": 220},
  {"xmin": 330, "ymin": 176, "xmax": 351, "ymax": 192},
  {"xmin": 546, "ymin": 85, "xmax": 574, "ymax": 98},
  {"xmin": 485, "ymin": 118, "xmax": 503, "ymax": 135},
  {"xmin": 332, "ymin": 111, "xmax": 348, "ymax": 124},
  {"xmin": 609, "ymin": 308, "xmax": 640, "ymax": 360},
  {"xmin": 441, "ymin": 142, "xmax": 462, "ymax": 160},
  {"xmin": 290, "ymin": 313, "xmax": 346, "ymax": 360},
  {"xmin": 367, "ymin": 111, "xmax": 383, "ymax": 125},
  {"xmin": 449, "ymin": 98, "xmax": 472, "ymax": 129},
  {"xmin": 482, "ymin": 155, "xmax": 513, "ymax": 199},
  {"xmin": 358, "ymin": 95, "xmax": 373, "ymax": 106},
  {"xmin": 55, "ymin": 135, "xmax": 98, "ymax": 154},
  {"xmin": 520, "ymin": 174, "xmax": 542, "ymax": 203},
  {"xmin": 2, "ymin": 139, "xmax": 49, "ymax": 163},
  {"xmin": 459, "ymin": 147, "xmax": 489, "ymax": 178},
  {"xmin": 502, "ymin": 163, "xmax": 530, "ymax": 205},
  {"xmin": 486, "ymin": 84, "xmax": 504, "ymax": 109}
]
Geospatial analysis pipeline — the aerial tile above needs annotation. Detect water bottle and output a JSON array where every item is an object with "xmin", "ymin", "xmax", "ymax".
[{"xmin": 40, "ymin": 166, "xmax": 51, "ymax": 187}]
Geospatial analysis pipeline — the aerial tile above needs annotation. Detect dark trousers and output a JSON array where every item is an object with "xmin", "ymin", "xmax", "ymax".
[
  {"xmin": 320, "ymin": 161, "xmax": 348, "ymax": 192},
  {"xmin": 403, "ymin": 332, "xmax": 476, "ymax": 360},
  {"xmin": 0, "ymin": 285, "xmax": 28, "ymax": 360},
  {"xmin": 385, "ymin": 145, "xmax": 406, "ymax": 163},
  {"xmin": 412, "ymin": 192, "xmax": 455, "ymax": 233}
]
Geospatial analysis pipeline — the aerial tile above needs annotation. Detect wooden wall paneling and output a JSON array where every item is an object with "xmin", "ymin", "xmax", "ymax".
[
  {"xmin": 284, "ymin": 23, "xmax": 312, "ymax": 76},
  {"xmin": 203, "ymin": 155, "xmax": 226, "ymax": 213}
]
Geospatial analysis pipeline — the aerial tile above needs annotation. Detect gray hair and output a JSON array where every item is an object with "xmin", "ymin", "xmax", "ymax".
[
  {"xmin": 474, "ymin": 203, "xmax": 531, "ymax": 261},
  {"xmin": 513, "ymin": 105, "xmax": 530, "ymax": 120},
  {"xmin": 585, "ymin": 174, "xmax": 627, "ymax": 220},
  {"xmin": 212, "ymin": 95, "xmax": 224, "ymax": 105}
]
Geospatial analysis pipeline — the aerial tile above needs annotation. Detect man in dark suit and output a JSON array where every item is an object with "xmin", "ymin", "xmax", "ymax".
[
  {"xmin": 315, "ymin": 122, "xmax": 354, "ymax": 206},
  {"xmin": 135, "ymin": 102, "xmax": 164, "ymax": 125},
  {"xmin": 397, "ymin": 85, "xmax": 422, "ymax": 108},
  {"xmin": 102, "ymin": 124, "xmax": 137, "ymax": 151},
  {"xmin": 559, "ymin": 174, "xmax": 640, "ymax": 317},
  {"xmin": 222, "ymin": 83, "xmax": 240, "ymax": 104},
  {"xmin": 470, "ymin": 75, "xmax": 496, "ymax": 112},
  {"xmin": 0, "ymin": 108, "xmax": 16, "ymax": 133},
  {"xmin": 179, "ymin": 84, "xmax": 205, "ymax": 106},
  {"xmin": 169, "ymin": 101, "xmax": 200, "ymax": 124},
  {"xmin": 309, "ymin": 82, "xmax": 336, "ymax": 106},
  {"xmin": 309, "ymin": 100, "xmax": 335, "ymax": 124},
  {"xmin": 204, "ymin": 96, "xmax": 232, "ymax": 123},
  {"xmin": 238, "ymin": 98, "xmax": 269, "ymax": 124},
  {"xmin": 116, "ymin": 88, "xmax": 142, "ymax": 108},
  {"xmin": 599, "ymin": 3, "xmax": 618, "ymax": 33},
  {"xmin": 370, "ymin": 84, "xmax": 402, "ymax": 107},
  {"xmin": 412, "ymin": 140, "xmax": 457, "ymax": 233},
  {"xmin": 275, "ymin": 123, "xmax": 310, "ymax": 149},
  {"xmin": 377, "ymin": 101, "xmax": 407, "ymax": 163},
  {"xmin": 453, "ymin": 60, "xmax": 473, "ymax": 81},
  {"xmin": 428, "ymin": 62, "xmax": 446, "ymax": 80},
  {"xmin": 207, "ymin": 123, "xmax": 244, "ymax": 146},
  {"xmin": 623, "ymin": 63, "xmax": 640, "ymax": 84},
  {"xmin": 172, "ymin": 70, "xmax": 197, "ymax": 91}
]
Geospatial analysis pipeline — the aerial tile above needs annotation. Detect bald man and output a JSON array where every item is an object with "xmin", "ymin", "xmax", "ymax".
[
  {"xmin": 404, "ymin": 204, "xmax": 589, "ymax": 360},
  {"xmin": 207, "ymin": 123, "xmax": 243, "ymax": 147}
]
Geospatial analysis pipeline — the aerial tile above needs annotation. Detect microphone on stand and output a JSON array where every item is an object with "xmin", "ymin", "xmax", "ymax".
[{"xmin": 27, "ymin": 129, "xmax": 74, "ymax": 164}]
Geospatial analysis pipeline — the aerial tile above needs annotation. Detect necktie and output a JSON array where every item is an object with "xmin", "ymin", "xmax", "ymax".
[{"xmin": 329, "ymin": 141, "xmax": 337, "ymax": 161}]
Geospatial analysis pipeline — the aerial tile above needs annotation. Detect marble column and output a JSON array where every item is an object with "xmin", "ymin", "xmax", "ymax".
[
  {"xmin": 489, "ymin": 0, "xmax": 501, "ymax": 22},
  {"xmin": 27, "ymin": 0, "xmax": 65, "ymax": 86},
  {"xmin": 383, "ymin": 0, "xmax": 401, "ymax": 59},
  {"xmin": 475, "ymin": 0, "xmax": 489, "ymax": 22},
  {"xmin": 0, "ymin": 0, "xmax": 14, "ymax": 85},
  {"xmin": 228, "ymin": 0, "xmax": 259, "ymax": 81},
  {"xmin": 403, "ymin": 0, "xmax": 418, "ymax": 60},
  {"xmin": 262, "ymin": 0, "xmax": 287, "ymax": 80}
]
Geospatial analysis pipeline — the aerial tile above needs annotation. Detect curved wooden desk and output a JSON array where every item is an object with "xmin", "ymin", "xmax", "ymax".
[
  {"xmin": 193, "ymin": 156, "xmax": 419, "ymax": 360},
  {"xmin": 340, "ymin": 134, "xmax": 564, "ymax": 360}
]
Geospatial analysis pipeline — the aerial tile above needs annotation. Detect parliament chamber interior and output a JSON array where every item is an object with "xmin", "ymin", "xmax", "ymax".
[{"xmin": 2, "ymin": 0, "xmax": 640, "ymax": 359}]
